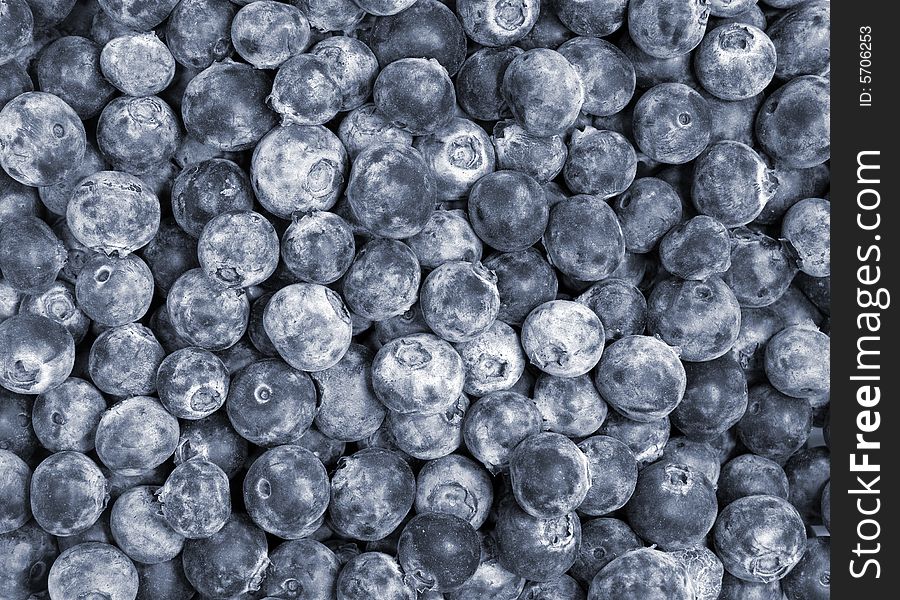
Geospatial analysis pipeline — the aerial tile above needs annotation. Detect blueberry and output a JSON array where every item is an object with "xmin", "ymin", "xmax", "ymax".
[
  {"xmin": 353, "ymin": 0, "xmax": 417, "ymax": 16},
  {"xmin": 781, "ymin": 536, "xmax": 829, "ymax": 600},
  {"xmin": 406, "ymin": 210, "xmax": 483, "ymax": 270},
  {"xmin": 445, "ymin": 533, "xmax": 525, "ymax": 600},
  {"xmin": 764, "ymin": 325, "xmax": 829, "ymax": 399},
  {"xmin": 96, "ymin": 96, "xmax": 182, "ymax": 175},
  {"xmin": 398, "ymin": 512, "xmax": 480, "ymax": 592},
  {"xmin": 543, "ymin": 194, "xmax": 625, "ymax": 281},
  {"xmin": 346, "ymin": 143, "xmax": 434, "ymax": 238},
  {"xmin": 784, "ymin": 446, "xmax": 830, "ymax": 523},
  {"xmin": 0, "ymin": 92, "xmax": 86, "ymax": 187},
  {"xmin": 495, "ymin": 495, "xmax": 581, "ymax": 582},
  {"xmin": 509, "ymin": 432, "xmax": 591, "ymax": 518},
  {"xmin": 627, "ymin": 0, "xmax": 709, "ymax": 58},
  {"xmin": 558, "ymin": 37, "xmax": 635, "ymax": 117},
  {"xmin": 0, "ymin": 314, "xmax": 75, "ymax": 395},
  {"xmin": 701, "ymin": 90, "xmax": 762, "ymax": 146},
  {"xmin": 469, "ymin": 171, "xmax": 548, "ymax": 252},
  {"xmin": 502, "ymin": 48, "xmax": 584, "ymax": 137},
  {"xmin": 563, "ymin": 127, "xmax": 639, "ymax": 198},
  {"xmin": 455, "ymin": 47, "xmax": 522, "ymax": 121},
  {"xmin": 182, "ymin": 61, "xmax": 278, "ymax": 151},
  {"xmin": 156, "ymin": 347, "xmax": 229, "ymax": 420},
  {"xmin": 577, "ymin": 280, "xmax": 646, "ymax": 344},
  {"xmin": 647, "ymin": 276, "xmax": 741, "ymax": 362},
  {"xmin": 531, "ymin": 374, "xmax": 604, "ymax": 438},
  {"xmin": 694, "ymin": 24, "xmax": 775, "ymax": 101},
  {"xmin": 373, "ymin": 58, "xmax": 456, "ymax": 135},
  {"xmin": 139, "ymin": 217, "xmax": 199, "ymax": 294},
  {"xmin": 167, "ymin": 268, "xmax": 250, "ymax": 351},
  {"xmin": 90, "ymin": 326, "xmax": 163, "ymax": 397},
  {"xmin": 420, "ymin": 261, "xmax": 500, "ymax": 343},
  {"xmin": 387, "ymin": 392, "xmax": 468, "ymax": 460},
  {"xmin": 755, "ymin": 75, "xmax": 830, "ymax": 169},
  {"xmin": 597, "ymin": 412, "xmax": 670, "ymax": 468},
  {"xmin": 368, "ymin": 0, "xmax": 466, "ymax": 75},
  {"xmin": 520, "ymin": 574, "xmax": 586, "ymax": 599},
  {"xmin": 484, "ymin": 249, "xmax": 558, "ymax": 326},
  {"xmin": 310, "ymin": 37, "xmax": 380, "ymax": 112},
  {"xmin": 0, "ymin": 62, "xmax": 33, "ymax": 110},
  {"xmin": 632, "ymin": 83, "xmax": 710, "ymax": 164},
  {"xmin": 660, "ymin": 437, "xmax": 721, "ymax": 485},
  {"xmin": 296, "ymin": 426, "xmax": 348, "ymax": 469},
  {"xmin": 0, "ymin": 171, "xmax": 40, "ymax": 229},
  {"xmin": 270, "ymin": 54, "xmax": 343, "ymax": 126},
  {"xmin": 767, "ymin": 1, "xmax": 830, "ymax": 80},
  {"xmin": 0, "ymin": 389, "xmax": 38, "ymax": 459},
  {"xmin": 295, "ymin": 0, "xmax": 365, "ymax": 32},
  {"xmin": 570, "ymin": 518, "xmax": 642, "ymax": 587},
  {"xmin": 280, "ymin": 212, "xmax": 354, "ymax": 286},
  {"xmin": 335, "ymin": 551, "xmax": 416, "ymax": 600},
  {"xmin": 737, "ymin": 384, "xmax": 812, "ymax": 463},
  {"xmin": 0, "ymin": 217, "xmax": 66, "ymax": 294},
  {"xmin": 165, "ymin": 0, "xmax": 235, "ymax": 69},
  {"xmin": 338, "ymin": 103, "xmax": 414, "ymax": 159},
  {"xmin": 21, "ymin": 281, "xmax": 91, "ymax": 346},
  {"xmin": 619, "ymin": 32, "xmax": 696, "ymax": 89},
  {"xmin": 30, "ymin": 451, "xmax": 108, "ymax": 536},
  {"xmin": 612, "ymin": 177, "xmax": 682, "ymax": 253},
  {"xmin": 329, "ymin": 448, "xmax": 415, "ymax": 541},
  {"xmin": 174, "ymin": 411, "xmax": 248, "ymax": 478},
  {"xmin": 110, "ymin": 485, "xmax": 184, "ymax": 564},
  {"xmin": 491, "ymin": 119, "xmax": 566, "ymax": 184},
  {"xmin": 719, "ymin": 572, "xmax": 783, "ymax": 600},
  {"xmin": 671, "ymin": 354, "xmax": 748, "ymax": 440},
  {"xmin": 692, "ymin": 142, "xmax": 776, "ymax": 227},
  {"xmin": 518, "ymin": 5, "xmax": 575, "ymax": 49},
  {"xmin": 134, "ymin": 557, "xmax": 194, "ymax": 600},
  {"xmin": 95, "ymin": 0, "xmax": 178, "ymax": 29},
  {"xmin": 659, "ymin": 216, "xmax": 731, "ymax": 280},
  {"xmin": 66, "ymin": 170, "xmax": 161, "ymax": 256},
  {"xmin": 522, "ymin": 300, "xmax": 605, "ymax": 377},
  {"xmin": 231, "ymin": 1, "xmax": 310, "ymax": 69},
  {"xmin": 196, "ymin": 210, "xmax": 279, "ymax": 290},
  {"xmin": 0, "ymin": 0, "xmax": 32, "ymax": 63},
  {"xmin": 264, "ymin": 538, "xmax": 340, "ymax": 599},
  {"xmin": 341, "ymin": 238, "xmax": 420, "ymax": 322},
  {"xmin": 31, "ymin": 377, "xmax": 104, "ymax": 452},
  {"xmin": 462, "ymin": 390, "xmax": 542, "ymax": 473},
  {"xmin": 724, "ymin": 227, "xmax": 798, "ymax": 307},
  {"xmin": 157, "ymin": 458, "xmax": 231, "ymax": 538},
  {"xmin": 417, "ymin": 119, "xmax": 497, "ymax": 202},
  {"xmin": 0, "ymin": 520, "xmax": 57, "ymax": 600},
  {"xmin": 169, "ymin": 159, "xmax": 250, "ymax": 238},
  {"xmin": 181, "ymin": 513, "xmax": 268, "ymax": 598},
  {"xmin": 782, "ymin": 198, "xmax": 830, "ymax": 277},
  {"xmin": 244, "ymin": 444, "xmax": 330, "ymax": 538},
  {"xmin": 668, "ymin": 546, "xmax": 724, "ymax": 600},
  {"xmin": 76, "ymin": 253, "xmax": 154, "ymax": 327},
  {"xmin": 100, "ymin": 33, "xmax": 176, "ymax": 97},
  {"xmin": 48, "ymin": 542, "xmax": 138, "ymax": 600},
  {"xmin": 453, "ymin": 320, "xmax": 525, "ymax": 397},
  {"xmin": 456, "ymin": 0, "xmax": 540, "ymax": 46},
  {"xmin": 415, "ymin": 454, "xmax": 494, "ymax": 529},
  {"xmin": 36, "ymin": 36, "xmax": 116, "ymax": 120},
  {"xmin": 226, "ymin": 358, "xmax": 317, "ymax": 445},
  {"xmin": 0, "ymin": 450, "xmax": 31, "ymax": 534},
  {"xmin": 95, "ymin": 396, "xmax": 179, "ymax": 476},
  {"xmin": 713, "ymin": 495, "xmax": 806, "ymax": 583},
  {"xmin": 0, "ymin": 278, "xmax": 21, "ymax": 323},
  {"xmin": 708, "ymin": 0, "xmax": 757, "ymax": 17}
]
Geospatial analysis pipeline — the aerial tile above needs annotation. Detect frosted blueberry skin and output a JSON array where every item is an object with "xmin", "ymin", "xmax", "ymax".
[
  {"xmin": 628, "ymin": 0, "xmax": 709, "ymax": 58},
  {"xmin": 495, "ymin": 496, "xmax": 581, "ymax": 582},
  {"xmin": 140, "ymin": 217, "xmax": 199, "ymax": 294},
  {"xmin": 30, "ymin": 451, "xmax": 108, "ymax": 536},
  {"xmin": 417, "ymin": 118, "xmax": 496, "ymax": 201},
  {"xmin": 713, "ymin": 495, "xmax": 806, "ymax": 584},
  {"xmin": 570, "ymin": 518, "xmax": 642, "ymax": 587},
  {"xmin": 648, "ymin": 276, "xmax": 741, "ymax": 363},
  {"xmin": 387, "ymin": 392, "xmax": 468, "ymax": 460},
  {"xmin": 398, "ymin": 512, "xmax": 480, "ymax": 592},
  {"xmin": 95, "ymin": 396, "xmax": 179, "ymax": 476},
  {"xmin": 0, "ymin": 279, "xmax": 21, "ymax": 323},
  {"xmin": 243, "ymin": 444, "xmax": 330, "ymax": 539},
  {"xmin": 660, "ymin": 437, "xmax": 721, "ymax": 485},
  {"xmin": 522, "ymin": 300, "xmax": 605, "ymax": 378},
  {"xmin": 296, "ymin": 427, "xmax": 348, "ymax": 469},
  {"xmin": 264, "ymin": 282, "xmax": 352, "ymax": 372},
  {"xmin": 48, "ymin": 542, "xmax": 138, "ymax": 600},
  {"xmin": 491, "ymin": 120, "xmax": 566, "ymax": 184},
  {"xmin": 181, "ymin": 513, "xmax": 268, "ymax": 598},
  {"xmin": 454, "ymin": 320, "xmax": 525, "ymax": 397},
  {"xmin": 282, "ymin": 211, "xmax": 356, "ymax": 285},
  {"xmin": 462, "ymin": 390, "xmax": 542, "ymax": 473},
  {"xmin": 659, "ymin": 216, "xmax": 731, "ymax": 280},
  {"xmin": 232, "ymin": 1, "xmax": 310, "ymax": 69},
  {"xmin": 368, "ymin": 0, "xmax": 466, "ymax": 75},
  {"xmin": 167, "ymin": 269, "xmax": 249, "ymax": 351},
  {"xmin": 421, "ymin": 261, "xmax": 501, "ymax": 344},
  {"xmin": 467, "ymin": 170, "xmax": 547, "ymax": 252},
  {"xmin": 718, "ymin": 454, "xmax": 789, "ymax": 507},
  {"xmin": 701, "ymin": 90, "xmax": 762, "ymax": 146},
  {"xmin": 0, "ymin": 92, "xmax": 86, "ymax": 187},
  {"xmin": 0, "ymin": 0, "xmax": 32, "ymax": 63},
  {"xmin": 737, "ymin": 384, "xmax": 812, "ymax": 463},
  {"xmin": 764, "ymin": 325, "xmax": 829, "ymax": 399},
  {"xmin": 520, "ymin": 574, "xmax": 585, "ymax": 599},
  {"xmin": 0, "ymin": 62, "xmax": 32, "ymax": 110},
  {"xmin": 75, "ymin": 253, "xmax": 154, "ymax": 327},
  {"xmin": 723, "ymin": 227, "xmax": 798, "ymax": 308},
  {"xmin": 672, "ymin": 354, "xmax": 748, "ymax": 441},
  {"xmin": 165, "ymin": 0, "xmax": 235, "ymax": 69},
  {"xmin": 783, "ymin": 446, "xmax": 829, "ymax": 524},
  {"xmin": 270, "ymin": 54, "xmax": 342, "ymax": 126},
  {"xmin": 577, "ymin": 279, "xmax": 646, "ymax": 342},
  {"xmin": 502, "ymin": 48, "xmax": 585, "ymax": 137},
  {"xmin": 32, "ymin": 377, "xmax": 105, "ymax": 452},
  {"xmin": 767, "ymin": 1, "xmax": 830, "ymax": 80},
  {"xmin": 544, "ymin": 195, "xmax": 625, "ymax": 282},
  {"xmin": 612, "ymin": 177, "xmax": 681, "ymax": 253},
  {"xmin": 110, "ymin": 485, "xmax": 184, "ymax": 564},
  {"xmin": 96, "ymin": 0, "xmax": 178, "ymax": 29},
  {"xmin": 311, "ymin": 35, "xmax": 378, "ymax": 111},
  {"xmin": 342, "ymin": 238, "xmax": 421, "ymax": 322},
  {"xmin": 264, "ymin": 539, "xmax": 340, "ymax": 600},
  {"xmin": 21, "ymin": 280, "xmax": 91, "ymax": 346},
  {"xmin": 0, "ymin": 520, "xmax": 57, "ymax": 600},
  {"xmin": 338, "ymin": 103, "xmax": 414, "ymax": 159},
  {"xmin": 484, "ymin": 249, "xmax": 558, "ymax": 326},
  {"xmin": 374, "ymin": 58, "xmax": 456, "ymax": 136},
  {"xmin": 0, "ymin": 314, "xmax": 75, "ymax": 395},
  {"xmin": 618, "ymin": 32, "xmax": 696, "ymax": 89},
  {"xmin": 354, "ymin": 0, "xmax": 417, "ymax": 16},
  {"xmin": 88, "ymin": 324, "xmax": 165, "ymax": 396},
  {"xmin": 174, "ymin": 411, "xmax": 247, "ymax": 477},
  {"xmin": 0, "ymin": 171, "xmax": 39, "ymax": 228},
  {"xmin": 415, "ymin": 454, "xmax": 494, "ymax": 529},
  {"xmin": 782, "ymin": 198, "xmax": 830, "ymax": 277},
  {"xmin": 707, "ymin": 0, "xmax": 757, "ymax": 17},
  {"xmin": 100, "ymin": 33, "xmax": 176, "ymax": 97},
  {"xmin": 532, "ymin": 372, "xmax": 606, "ymax": 437},
  {"xmin": 668, "ymin": 547, "xmax": 724, "ymax": 600},
  {"xmin": 0, "ymin": 217, "xmax": 66, "ymax": 295},
  {"xmin": 328, "ymin": 448, "xmax": 415, "ymax": 541},
  {"xmin": 96, "ymin": 96, "xmax": 182, "ymax": 175},
  {"xmin": 156, "ymin": 347, "xmax": 228, "ymax": 420},
  {"xmin": 782, "ymin": 536, "xmax": 829, "ymax": 600},
  {"xmin": 455, "ymin": 47, "xmax": 522, "ymax": 121},
  {"xmin": 595, "ymin": 335, "xmax": 685, "ymax": 422},
  {"xmin": 310, "ymin": 343, "xmax": 385, "ymax": 442},
  {"xmin": 134, "ymin": 558, "xmax": 194, "ymax": 600},
  {"xmin": 756, "ymin": 76, "xmax": 830, "ymax": 169},
  {"xmin": 598, "ymin": 412, "xmax": 670, "ymax": 468},
  {"xmin": 509, "ymin": 432, "xmax": 591, "ymax": 519},
  {"xmin": 692, "ymin": 141, "xmax": 776, "ymax": 227},
  {"xmin": 558, "ymin": 37, "xmax": 635, "ymax": 117},
  {"xmin": 170, "ymin": 163, "xmax": 253, "ymax": 233},
  {"xmin": 0, "ymin": 449, "xmax": 31, "ymax": 534},
  {"xmin": 294, "ymin": 0, "xmax": 364, "ymax": 32},
  {"xmin": 550, "ymin": 0, "xmax": 625, "ymax": 37},
  {"xmin": 633, "ymin": 83, "xmax": 711, "ymax": 164},
  {"xmin": 157, "ymin": 458, "xmax": 231, "ymax": 538},
  {"xmin": 182, "ymin": 61, "xmax": 278, "ymax": 151},
  {"xmin": 694, "ymin": 24, "xmax": 775, "ymax": 101},
  {"xmin": 406, "ymin": 209, "xmax": 483, "ymax": 269},
  {"xmin": 456, "ymin": 0, "xmax": 540, "ymax": 47},
  {"xmin": 0, "ymin": 389, "xmax": 38, "ymax": 459},
  {"xmin": 225, "ymin": 358, "xmax": 317, "ymax": 446},
  {"xmin": 336, "ymin": 552, "xmax": 416, "ymax": 600},
  {"xmin": 36, "ymin": 36, "xmax": 116, "ymax": 120},
  {"xmin": 197, "ymin": 210, "xmax": 279, "ymax": 290}
]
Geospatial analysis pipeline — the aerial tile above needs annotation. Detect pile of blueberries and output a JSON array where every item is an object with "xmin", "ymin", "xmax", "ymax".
[{"xmin": 0, "ymin": 0, "xmax": 831, "ymax": 598}]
